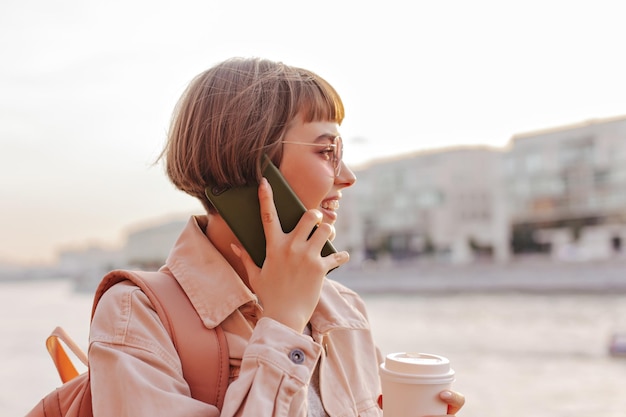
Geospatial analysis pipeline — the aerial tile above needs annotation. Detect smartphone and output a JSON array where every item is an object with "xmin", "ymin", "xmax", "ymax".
[{"xmin": 205, "ymin": 154, "xmax": 338, "ymax": 270}]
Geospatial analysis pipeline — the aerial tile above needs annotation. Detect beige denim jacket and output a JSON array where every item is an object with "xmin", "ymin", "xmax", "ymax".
[{"xmin": 89, "ymin": 216, "xmax": 383, "ymax": 417}]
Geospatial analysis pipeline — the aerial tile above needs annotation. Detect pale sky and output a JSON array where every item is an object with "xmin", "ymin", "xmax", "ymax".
[{"xmin": 1, "ymin": 0, "xmax": 625, "ymax": 265}]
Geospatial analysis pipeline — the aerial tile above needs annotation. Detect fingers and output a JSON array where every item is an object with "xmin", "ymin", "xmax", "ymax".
[
  {"xmin": 326, "ymin": 250, "xmax": 350, "ymax": 271},
  {"xmin": 258, "ymin": 177, "xmax": 282, "ymax": 242},
  {"xmin": 298, "ymin": 210, "xmax": 326, "ymax": 242},
  {"xmin": 258, "ymin": 176, "xmax": 348, "ymax": 271},
  {"xmin": 230, "ymin": 243, "xmax": 259, "ymax": 276},
  {"xmin": 259, "ymin": 176, "xmax": 325, "ymax": 248},
  {"xmin": 305, "ymin": 221, "xmax": 350, "ymax": 269},
  {"xmin": 440, "ymin": 390, "xmax": 465, "ymax": 415},
  {"xmin": 259, "ymin": 177, "xmax": 326, "ymax": 242}
]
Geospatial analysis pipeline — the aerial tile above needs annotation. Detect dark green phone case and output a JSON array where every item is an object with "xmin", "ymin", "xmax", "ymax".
[{"xmin": 205, "ymin": 155, "xmax": 337, "ymax": 269}]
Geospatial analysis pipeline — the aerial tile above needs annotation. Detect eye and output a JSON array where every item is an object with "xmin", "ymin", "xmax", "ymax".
[{"xmin": 319, "ymin": 145, "xmax": 333, "ymax": 160}]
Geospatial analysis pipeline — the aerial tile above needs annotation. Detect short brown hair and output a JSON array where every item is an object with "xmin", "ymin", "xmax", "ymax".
[{"xmin": 161, "ymin": 57, "xmax": 345, "ymax": 213}]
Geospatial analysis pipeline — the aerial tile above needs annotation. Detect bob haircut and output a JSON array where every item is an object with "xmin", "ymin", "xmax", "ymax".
[{"xmin": 162, "ymin": 57, "xmax": 345, "ymax": 214}]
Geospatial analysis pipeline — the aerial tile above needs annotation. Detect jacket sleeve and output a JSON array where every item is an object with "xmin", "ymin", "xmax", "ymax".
[
  {"xmin": 89, "ymin": 281, "xmax": 322, "ymax": 417},
  {"xmin": 220, "ymin": 317, "xmax": 323, "ymax": 417}
]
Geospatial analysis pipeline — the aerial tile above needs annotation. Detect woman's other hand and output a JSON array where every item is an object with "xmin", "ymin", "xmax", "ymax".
[{"xmin": 426, "ymin": 390, "xmax": 466, "ymax": 416}]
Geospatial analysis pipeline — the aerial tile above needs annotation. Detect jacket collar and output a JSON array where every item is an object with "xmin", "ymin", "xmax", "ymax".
[
  {"xmin": 163, "ymin": 215, "xmax": 369, "ymax": 333},
  {"xmin": 312, "ymin": 278, "xmax": 371, "ymax": 334},
  {"xmin": 162, "ymin": 216, "xmax": 256, "ymax": 329}
]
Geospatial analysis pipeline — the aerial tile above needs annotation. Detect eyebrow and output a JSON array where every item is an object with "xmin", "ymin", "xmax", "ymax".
[{"xmin": 314, "ymin": 133, "xmax": 339, "ymax": 143}]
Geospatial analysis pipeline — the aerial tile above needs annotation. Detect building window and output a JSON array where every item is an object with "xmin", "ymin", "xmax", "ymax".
[
  {"xmin": 559, "ymin": 137, "xmax": 594, "ymax": 166},
  {"xmin": 525, "ymin": 152, "xmax": 543, "ymax": 173}
]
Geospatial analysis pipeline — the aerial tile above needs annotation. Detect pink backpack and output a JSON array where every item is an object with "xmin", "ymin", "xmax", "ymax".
[{"xmin": 26, "ymin": 270, "xmax": 229, "ymax": 417}]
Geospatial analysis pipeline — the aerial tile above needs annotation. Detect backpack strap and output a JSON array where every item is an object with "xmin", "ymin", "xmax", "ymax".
[
  {"xmin": 45, "ymin": 326, "xmax": 89, "ymax": 383},
  {"xmin": 92, "ymin": 270, "xmax": 229, "ymax": 410}
]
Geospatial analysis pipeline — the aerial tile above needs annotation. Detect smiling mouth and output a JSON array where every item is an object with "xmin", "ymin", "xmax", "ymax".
[{"xmin": 321, "ymin": 200, "xmax": 339, "ymax": 211}]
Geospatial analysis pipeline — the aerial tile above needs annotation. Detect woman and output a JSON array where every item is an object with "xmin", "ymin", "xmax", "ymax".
[{"xmin": 89, "ymin": 57, "xmax": 465, "ymax": 416}]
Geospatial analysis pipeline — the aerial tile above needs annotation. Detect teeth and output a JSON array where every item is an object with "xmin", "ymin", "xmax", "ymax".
[{"xmin": 321, "ymin": 200, "xmax": 339, "ymax": 211}]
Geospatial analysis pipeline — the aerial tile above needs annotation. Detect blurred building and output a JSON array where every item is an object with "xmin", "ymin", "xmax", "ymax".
[
  {"xmin": 124, "ymin": 219, "xmax": 187, "ymax": 269},
  {"xmin": 336, "ymin": 114, "xmax": 626, "ymax": 264},
  {"xmin": 57, "ymin": 245, "xmax": 125, "ymax": 290},
  {"xmin": 58, "ymin": 245, "xmax": 124, "ymax": 275},
  {"xmin": 334, "ymin": 146, "xmax": 508, "ymax": 264},
  {"xmin": 56, "ymin": 218, "xmax": 188, "ymax": 291},
  {"xmin": 503, "ymin": 115, "xmax": 626, "ymax": 260}
]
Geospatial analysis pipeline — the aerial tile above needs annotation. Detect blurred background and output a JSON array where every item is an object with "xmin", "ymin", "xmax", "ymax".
[{"xmin": 2, "ymin": 1, "xmax": 626, "ymax": 416}]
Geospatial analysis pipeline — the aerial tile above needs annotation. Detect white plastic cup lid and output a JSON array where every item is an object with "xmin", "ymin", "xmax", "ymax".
[{"xmin": 383, "ymin": 352, "xmax": 452, "ymax": 376}]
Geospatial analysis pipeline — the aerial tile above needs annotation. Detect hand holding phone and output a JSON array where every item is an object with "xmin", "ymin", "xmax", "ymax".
[
  {"xmin": 205, "ymin": 154, "xmax": 338, "ymax": 271},
  {"xmin": 243, "ymin": 173, "xmax": 347, "ymax": 333}
]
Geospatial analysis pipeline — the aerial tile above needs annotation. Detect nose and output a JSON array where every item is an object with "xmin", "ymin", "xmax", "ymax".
[{"xmin": 335, "ymin": 160, "xmax": 356, "ymax": 187}]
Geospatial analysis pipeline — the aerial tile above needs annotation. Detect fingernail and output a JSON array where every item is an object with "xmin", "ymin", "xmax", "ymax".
[
  {"xmin": 230, "ymin": 243, "xmax": 242, "ymax": 257},
  {"xmin": 260, "ymin": 177, "xmax": 269, "ymax": 188},
  {"xmin": 440, "ymin": 391, "xmax": 452, "ymax": 399}
]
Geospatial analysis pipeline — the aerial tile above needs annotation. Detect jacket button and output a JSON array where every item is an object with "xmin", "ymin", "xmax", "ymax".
[{"xmin": 289, "ymin": 349, "xmax": 305, "ymax": 364}]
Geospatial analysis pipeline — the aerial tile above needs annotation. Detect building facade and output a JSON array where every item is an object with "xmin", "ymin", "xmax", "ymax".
[
  {"xmin": 336, "ymin": 115, "xmax": 626, "ymax": 264},
  {"xmin": 124, "ymin": 219, "xmax": 187, "ymax": 268},
  {"xmin": 334, "ymin": 146, "xmax": 508, "ymax": 264},
  {"xmin": 503, "ymin": 115, "xmax": 626, "ymax": 260}
]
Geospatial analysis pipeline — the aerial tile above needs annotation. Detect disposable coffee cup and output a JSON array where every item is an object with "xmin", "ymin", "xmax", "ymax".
[{"xmin": 379, "ymin": 352, "xmax": 455, "ymax": 417}]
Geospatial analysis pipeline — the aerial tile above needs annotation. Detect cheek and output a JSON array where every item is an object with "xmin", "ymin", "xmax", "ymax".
[
  {"xmin": 293, "ymin": 177, "xmax": 327, "ymax": 208},
  {"xmin": 281, "ymin": 161, "xmax": 332, "ymax": 209}
]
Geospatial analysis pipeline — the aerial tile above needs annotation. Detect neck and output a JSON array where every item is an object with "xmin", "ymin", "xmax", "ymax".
[{"xmin": 205, "ymin": 214, "xmax": 252, "ymax": 290}]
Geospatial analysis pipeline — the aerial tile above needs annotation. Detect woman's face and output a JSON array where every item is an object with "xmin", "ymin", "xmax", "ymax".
[{"xmin": 279, "ymin": 115, "xmax": 356, "ymax": 226}]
